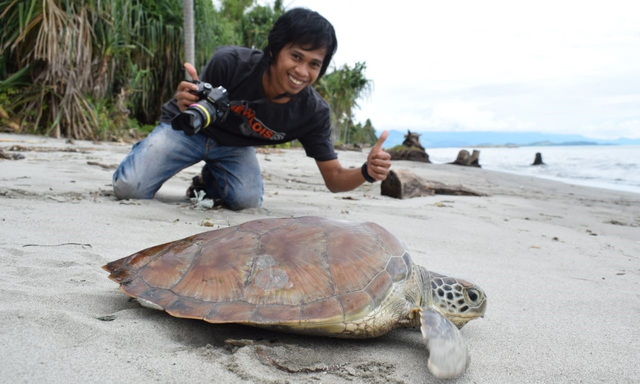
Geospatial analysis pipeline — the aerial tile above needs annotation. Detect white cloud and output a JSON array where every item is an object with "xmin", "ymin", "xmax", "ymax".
[
  {"xmin": 426, "ymin": 101, "xmax": 508, "ymax": 130},
  {"xmin": 356, "ymin": 98, "xmax": 538, "ymax": 133},
  {"xmin": 583, "ymin": 120, "xmax": 640, "ymax": 140},
  {"xmin": 285, "ymin": 0, "xmax": 640, "ymax": 139},
  {"xmin": 425, "ymin": 100, "xmax": 534, "ymax": 131}
]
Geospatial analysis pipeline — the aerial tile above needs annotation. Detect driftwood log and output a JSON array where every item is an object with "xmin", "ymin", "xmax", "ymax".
[
  {"xmin": 531, "ymin": 152, "xmax": 545, "ymax": 165},
  {"xmin": 333, "ymin": 143, "xmax": 363, "ymax": 152},
  {"xmin": 450, "ymin": 149, "xmax": 481, "ymax": 167},
  {"xmin": 381, "ymin": 169, "xmax": 486, "ymax": 199},
  {"xmin": 0, "ymin": 148, "xmax": 25, "ymax": 160}
]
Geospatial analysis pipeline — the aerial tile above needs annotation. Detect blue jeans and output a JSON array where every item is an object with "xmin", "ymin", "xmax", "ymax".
[{"xmin": 112, "ymin": 123, "xmax": 263, "ymax": 210}]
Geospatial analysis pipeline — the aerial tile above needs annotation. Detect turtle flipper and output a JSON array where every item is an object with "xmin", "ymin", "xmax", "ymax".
[{"xmin": 420, "ymin": 308, "xmax": 470, "ymax": 379}]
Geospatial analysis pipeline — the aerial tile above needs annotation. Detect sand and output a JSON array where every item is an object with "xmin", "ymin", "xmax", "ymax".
[{"xmin": 1, "ymin": 132, "xmax": 639, "ymax": 383}]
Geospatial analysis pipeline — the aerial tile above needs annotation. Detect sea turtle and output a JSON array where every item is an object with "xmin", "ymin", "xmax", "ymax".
[{"xmin": 103, "ymin": 216, "xmax": 487, "ymax": 378}]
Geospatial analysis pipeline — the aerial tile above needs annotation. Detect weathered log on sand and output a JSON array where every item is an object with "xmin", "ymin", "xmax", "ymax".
[
  {"xmin": 0, "ymin": 148, "xmax": 25, "ymax": 160},
  {"xmin": 381, "ymin": 169, "xmax": 486, "ymax": 199},
  {"xmin": 450, "ymin": 149, "xmax": 481, "ymax": 167},
  {"xmin": 333, "ymin": 143, "xmax": 363, "ymax": 152},
  {"xmin": 531, "ymin": 152, "xmax": 545, "ymax": 165}
]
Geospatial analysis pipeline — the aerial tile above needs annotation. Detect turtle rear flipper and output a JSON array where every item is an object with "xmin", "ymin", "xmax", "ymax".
[{"xmin": 420, "ymin": 308, "xmax": 470, "ymax": 379}]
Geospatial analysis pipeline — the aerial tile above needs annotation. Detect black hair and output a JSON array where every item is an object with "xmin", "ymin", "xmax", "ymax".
[{"xmin": 264, "ymin": 8, "xmax": 338, "ymax": 80}]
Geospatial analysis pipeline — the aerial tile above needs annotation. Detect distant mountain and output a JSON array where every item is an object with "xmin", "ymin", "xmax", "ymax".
[{"xmin": 380, "ymin": 130, "xmax": 640, "ymax": 148}]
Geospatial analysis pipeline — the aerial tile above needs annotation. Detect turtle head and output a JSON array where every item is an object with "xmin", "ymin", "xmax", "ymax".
[{"xmin": 423, "ymin": 270, "xmax": 487, "ymax": 329}]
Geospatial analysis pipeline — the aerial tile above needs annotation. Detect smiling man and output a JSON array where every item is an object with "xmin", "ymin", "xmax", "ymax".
[{"xmin": 112, "ymin": 8, "xmax": 391, "ymax": 210}]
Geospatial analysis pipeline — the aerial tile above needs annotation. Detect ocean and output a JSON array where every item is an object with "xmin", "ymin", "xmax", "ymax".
[{"xmin": 425, "ymin": 145, "xmax": 640, "ymax": 195}]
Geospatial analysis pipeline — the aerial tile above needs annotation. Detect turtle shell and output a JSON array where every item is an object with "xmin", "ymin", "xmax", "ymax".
[{"xmin": 103, "ymin": 216, "xmax": 414, "ymax": 326}]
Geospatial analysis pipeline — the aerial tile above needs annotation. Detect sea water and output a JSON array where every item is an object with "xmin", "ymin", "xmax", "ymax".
[{"xmin": 425, "ymin": 145, "xmax": 640, "ymax": 195}]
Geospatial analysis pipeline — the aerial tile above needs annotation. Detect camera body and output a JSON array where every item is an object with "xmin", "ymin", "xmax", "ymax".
[{"xmin": 171, "ymin": 82, "xmax": 230, "ymax": 136}]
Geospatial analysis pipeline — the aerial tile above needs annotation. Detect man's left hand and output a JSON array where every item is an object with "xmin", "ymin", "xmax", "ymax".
[{"xmin": 366, "ymin": 131, "xmax": 391, "ymax": 182}]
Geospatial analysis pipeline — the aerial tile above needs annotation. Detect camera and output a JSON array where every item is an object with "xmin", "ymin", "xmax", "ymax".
[{"xmin": 171, "ymin": 81, "xmax": 230, "ymax": 136}]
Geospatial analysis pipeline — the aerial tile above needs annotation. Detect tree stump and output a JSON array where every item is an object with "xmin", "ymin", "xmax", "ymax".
[
  {"xmin": 449, "ymin": 149, "xmax": 481, "ymax": 167},
  {"xmin": 387, "ymin": 147, "xmax": 431, "ymax": 162},
  {"xmin": 531, "ymin": 152, "xmax": 545, "ymax": 165},
  {"xmin": 386, "ymin": 130, "xmax": 431, "ymax": 163},
  {"xmin": 381, "ymin": 169, "xmax": 486, "ymax": 199},
  {"xmin": 402, "ymin": 130, "xmax": 425, "ymax": 150},
  {"xmin": 387, "ymin": 130, "xmax": 431, "ymax": 163},
  {"xmin": 468, "ymin": 149, "xmax": 481, "ymax": 166}
]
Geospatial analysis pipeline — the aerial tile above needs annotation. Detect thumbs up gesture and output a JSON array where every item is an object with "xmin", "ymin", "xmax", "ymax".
[
  {"xmin": 175, "ymin": 63, "xmax": 201, "ymax": 112},
  {"xmin": 365, "ymin": 130, "xmax": 391, "ymax": 182}
]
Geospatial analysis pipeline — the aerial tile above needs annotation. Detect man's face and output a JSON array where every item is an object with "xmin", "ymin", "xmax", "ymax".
[{"xmin": 266, "ymin": 43, "xmax": 326, "ymax": 98}]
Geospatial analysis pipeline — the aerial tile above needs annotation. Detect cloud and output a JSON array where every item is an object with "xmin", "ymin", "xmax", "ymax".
[
  {"xmin": 358, "ymin": 99, "xmax": 536, "ymax": 133},
  {"xmin": 426, "ymin": 101, "xmax": 510, "ymax": 131},
  {"xmin": 290, "ymin": 0, "xmax": 640, "ymax": 140},
  {"xmin": 582, "ymin": 119, "xmax": 640, "ymax": 140}
]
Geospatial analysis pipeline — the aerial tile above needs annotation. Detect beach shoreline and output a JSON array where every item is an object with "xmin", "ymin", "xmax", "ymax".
[
  {"xmin": 1, "ymin": 132, "xmax": 639, "ymax": 383},
  {"xmin": 425, "ymin": 145, "xmax": 640, "ymax": 196}
]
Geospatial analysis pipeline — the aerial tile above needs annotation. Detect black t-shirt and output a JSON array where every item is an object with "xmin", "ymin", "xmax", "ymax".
[{"xmin": 160, "ymin": 46, "xmax": 337, "ymax": 162}]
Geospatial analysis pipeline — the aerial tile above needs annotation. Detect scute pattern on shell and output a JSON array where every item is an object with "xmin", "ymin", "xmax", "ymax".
[{"xmin": 104, "ymin": 216, "xmax": 413, "ymax": 326}]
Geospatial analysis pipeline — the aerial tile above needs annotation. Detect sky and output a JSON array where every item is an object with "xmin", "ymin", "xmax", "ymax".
[{"xmin": 273, "ymin": 0, "xmax": 640, "ymax": 139}]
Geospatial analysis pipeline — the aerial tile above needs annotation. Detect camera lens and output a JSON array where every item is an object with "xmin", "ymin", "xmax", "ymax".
[
  {"xmin": 187, "ymin": 112, "xmax": 203, "ymax": 133},
  {"xmin": 171, "ymin": 110, "xmax": 202, "ymax": 136},
  {"xmin": 171, "ymin": 100, "xmax": 217, "ymax": 136}
]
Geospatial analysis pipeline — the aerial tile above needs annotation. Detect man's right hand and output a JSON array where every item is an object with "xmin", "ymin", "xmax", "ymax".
[{"xmin": 176, "ymin": 63, "xmax": 201, "ymax": 112}]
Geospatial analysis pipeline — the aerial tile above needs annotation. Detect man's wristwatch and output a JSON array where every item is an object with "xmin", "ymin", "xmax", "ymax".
[{"xmin": 361, "ymin": 162, "xmax": 376, "ymax": 183}]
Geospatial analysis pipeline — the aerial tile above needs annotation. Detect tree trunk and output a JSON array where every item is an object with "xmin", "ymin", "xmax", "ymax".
[
  {"xmin": 183, "ymin": 0, "xmax": 195, "ymax": 80},
  {"xmin": 450, "ymin": 149, "xmax": 481, "ymax": 167},
  {"xmin": 469, "ymin": 149, "xmax": 481, "ymax": 166},
  {"xmin": 531, "ymin": 152, "xmax": 545, "ymax": 166}
]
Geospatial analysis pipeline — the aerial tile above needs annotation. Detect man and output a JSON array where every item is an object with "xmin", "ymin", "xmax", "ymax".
[{"xmin": 113, "ymin": 8, "xmax": 390, "ymax": 210}]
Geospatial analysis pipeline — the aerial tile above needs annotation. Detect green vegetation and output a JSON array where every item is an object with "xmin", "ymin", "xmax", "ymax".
[
  {"xmin": 316, "ymin": 62, "xmax": 374, "ymax": 145},
  {"xmin": 0, "ymin": 0, "xmax": 376, "ymax": 144}
]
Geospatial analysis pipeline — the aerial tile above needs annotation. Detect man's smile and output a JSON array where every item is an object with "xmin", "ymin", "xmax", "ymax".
[{"xmin": 288, "ymin": 74, "xmax": 304, "ymax": 86}]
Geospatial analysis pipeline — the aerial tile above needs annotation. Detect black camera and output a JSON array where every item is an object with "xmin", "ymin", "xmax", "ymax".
[{"xmin": 171, "ymin": 82, "xmax": 230, "ymax": 136}]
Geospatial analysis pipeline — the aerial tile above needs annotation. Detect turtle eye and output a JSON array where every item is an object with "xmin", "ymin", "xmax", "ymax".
[{"xmin": 467, "ymin": 288, "xmax": 479, "ymax": 302}]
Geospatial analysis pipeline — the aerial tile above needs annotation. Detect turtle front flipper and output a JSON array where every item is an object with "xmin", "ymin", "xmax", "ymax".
[{"xmin": 420, "ymin": 308, "xmax": 470, "ymax": 379}]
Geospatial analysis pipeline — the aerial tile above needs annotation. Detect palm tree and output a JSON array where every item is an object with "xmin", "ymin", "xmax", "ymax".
[
  {"xmin": 241, "ymin": 0, "xmax": 284, "ymax": 50},
  {"xmin": 349, "ymin": 118, "xmax": 377, "ymax": 146},
  {"xmin": 315, "ymin": 62, "xmax": 372, "ymax": 144},
  {"xmin": 1, "ymin": 0, "xmax": 190, "ymax": 139},
  {"xmin": 0, "ymin": 0, "xmax": 369, "ymax": 142}
]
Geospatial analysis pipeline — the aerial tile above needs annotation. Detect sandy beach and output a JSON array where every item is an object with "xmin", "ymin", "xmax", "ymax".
[{"xmin": 1, "ymin": 132, "xmax": 639, "ymax": 383}]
